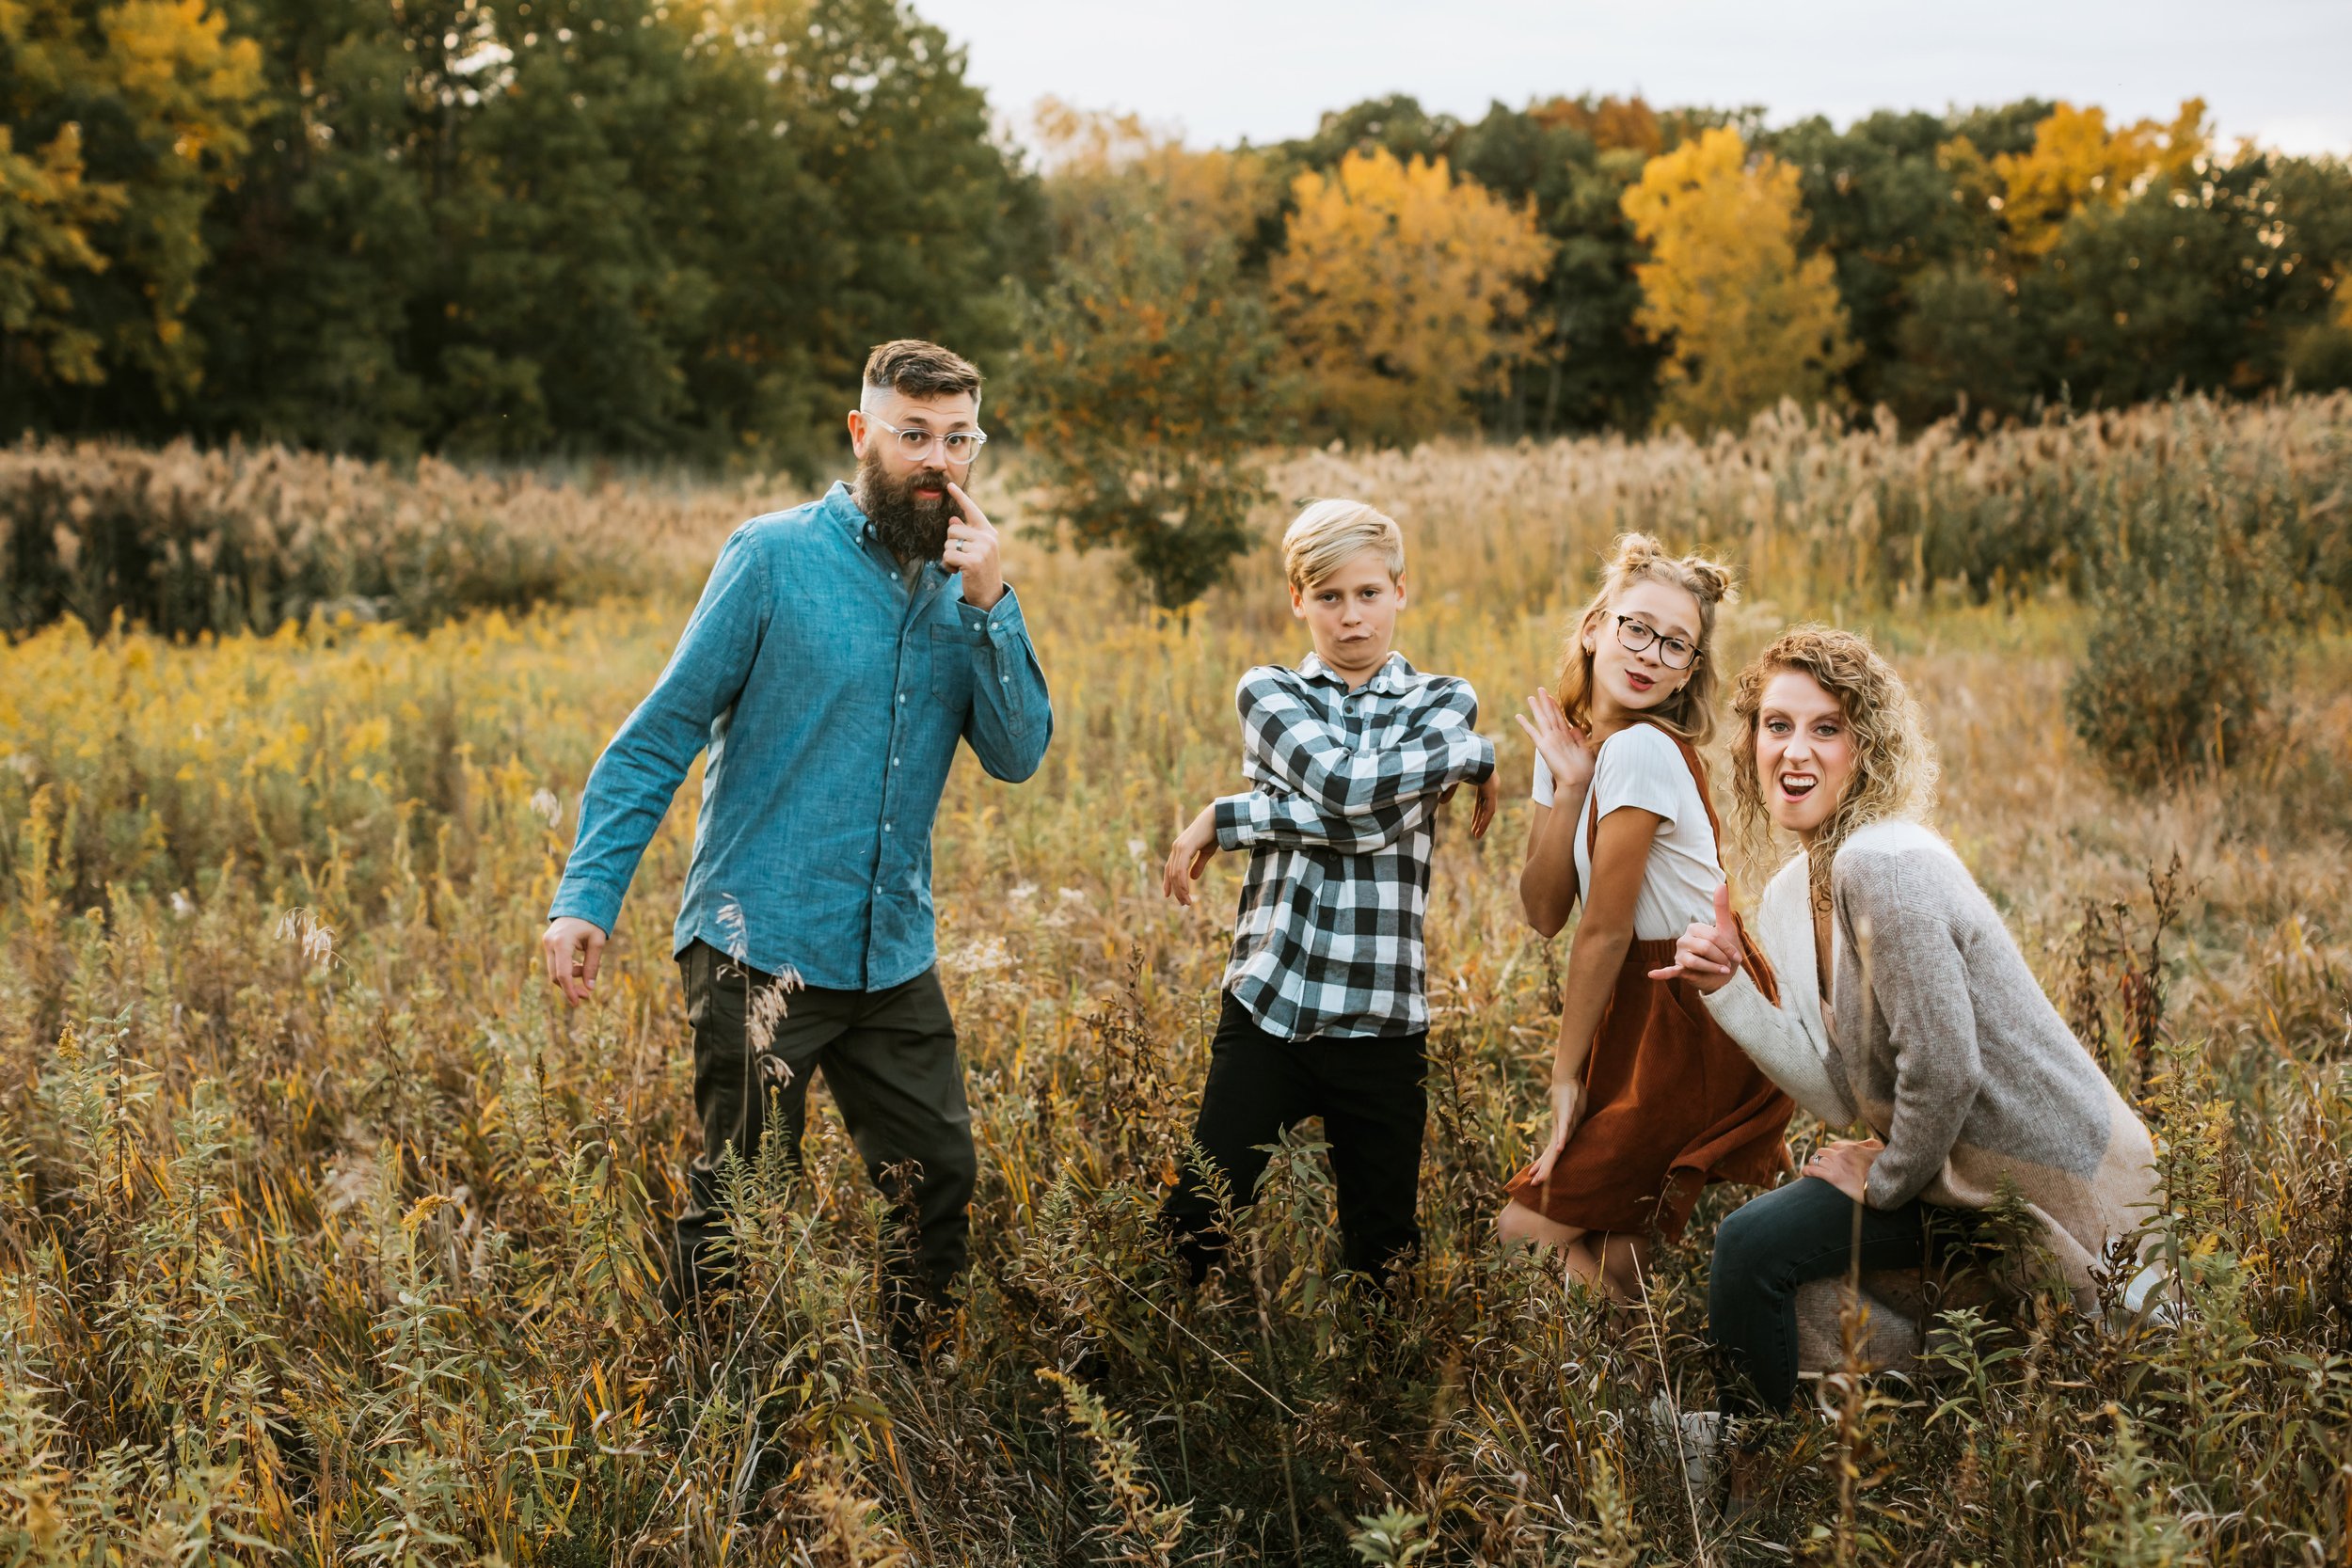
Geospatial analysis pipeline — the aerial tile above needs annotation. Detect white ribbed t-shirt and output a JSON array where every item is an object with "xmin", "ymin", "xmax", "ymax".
[{"xmin": 1533, "ymin": 723, "xmax": 1722, "ymax": 940}]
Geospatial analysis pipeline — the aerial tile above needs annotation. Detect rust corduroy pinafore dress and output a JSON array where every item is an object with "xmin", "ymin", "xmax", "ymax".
[{"xmin": 1502, "ymin": 731, "xmax": 1795, "ymax": 1241}]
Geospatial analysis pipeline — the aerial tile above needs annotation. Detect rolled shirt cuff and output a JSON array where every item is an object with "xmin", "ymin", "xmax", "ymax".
[
  {"xmin": 548, "ymin": 879, "xmax": 623, "ymax": 935},
  {"xmin": 959, "ymin": 580, "xmax": 1029, "ymax": 637},
  {"xmin": 1212, "ymin": 794, "xmax": 1263, "ymax": 851}
]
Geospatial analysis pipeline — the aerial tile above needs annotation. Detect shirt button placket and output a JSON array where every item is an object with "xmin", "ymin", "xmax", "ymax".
[{"xmin": 873, "ymin": 627, "xmax": 916, "ymax": 976}]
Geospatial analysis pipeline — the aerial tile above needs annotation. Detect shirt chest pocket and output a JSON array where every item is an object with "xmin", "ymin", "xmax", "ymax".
[{"xmin": 929, "ymin": 621, "xmax": 988, "ymax": 705}]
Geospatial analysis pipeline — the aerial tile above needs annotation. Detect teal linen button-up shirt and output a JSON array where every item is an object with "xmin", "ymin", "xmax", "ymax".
[{"xmin": 548, "ymin": 481, "xmax": 1052, "ymax": 990}]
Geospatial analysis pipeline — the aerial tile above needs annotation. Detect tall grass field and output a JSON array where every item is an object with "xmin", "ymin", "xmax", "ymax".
[{"xmin": 2, "ymin": 398, "xmax": 2349, "ymax": 1563}]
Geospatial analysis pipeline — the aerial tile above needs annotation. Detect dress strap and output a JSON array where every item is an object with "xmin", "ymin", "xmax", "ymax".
[
  {"xmin": 1582, "ymin": 721, "xmax": 1781, "ymax": 1006},
  {"xmin": 1584, "ymin": 721, "xmax": 1724, "ymax": 850}
]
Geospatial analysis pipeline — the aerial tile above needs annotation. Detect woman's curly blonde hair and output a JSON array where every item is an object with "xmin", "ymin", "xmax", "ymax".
[
  {"xmin": 1555, "ymin": 532, "xmax": 1736, "ymax": 747},
  {"xmin": 1729, "ymin": 624, "xmax": 1939, "ymax": 890}
]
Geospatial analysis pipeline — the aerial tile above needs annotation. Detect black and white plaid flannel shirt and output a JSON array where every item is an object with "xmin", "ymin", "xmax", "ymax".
[{"xmin": 1210, "ymin": 651, "xmax": 1494, "ymax": 1041}]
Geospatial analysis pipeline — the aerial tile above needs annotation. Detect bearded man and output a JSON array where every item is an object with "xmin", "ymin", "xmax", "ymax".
[{"xmin": 540, "ymin": 341, "xmax": 1051, "ymax": 1339}]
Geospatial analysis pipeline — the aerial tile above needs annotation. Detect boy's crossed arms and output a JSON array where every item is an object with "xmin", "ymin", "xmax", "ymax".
[{"xmin": 1164, "ymin": 662, "xmax": 1497, "ymax": 904}]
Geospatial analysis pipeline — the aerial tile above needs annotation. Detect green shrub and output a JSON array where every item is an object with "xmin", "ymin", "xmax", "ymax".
[
  {"xmin": 0, "ymin": 440, "xmax": 648, "ymax": 639},
  {"xmin": 1011, "ymin": 188, "xmax": 1287, "ymax": 611},
  {"xmin": 2285, "ymin": 322, "xmax": 2352, "ymax": 395},
  {"xmin": 2066, "ymin": 473, "xmax": 2290, "ymax": 788}
]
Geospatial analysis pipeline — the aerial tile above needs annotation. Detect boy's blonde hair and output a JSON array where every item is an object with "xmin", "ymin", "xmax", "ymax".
[
  {"xmin": 1282, "ymin": 499, "xmax": 1405, "ymax": 592},
  {"xmin": 1554, "ymin": 532, "xmax": 1735, "ymax": 746}
]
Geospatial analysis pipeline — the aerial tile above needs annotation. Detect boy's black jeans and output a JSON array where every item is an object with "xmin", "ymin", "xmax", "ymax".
[
  {"xmin": 669, "ymin": 940, "xmax": 976, "ymax": 1317},
  {"xmin": 1161, "ymin": 991, "xmax": 1428, "ymax": 1286}
]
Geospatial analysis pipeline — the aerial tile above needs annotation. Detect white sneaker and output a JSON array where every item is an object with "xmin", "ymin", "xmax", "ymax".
[
  {"xmin": 1646, "ymin": 1387, "xmax": 1724, "ymax": 1499},
  {"xmin": 2120, "ymin": 1261, "xmax": 2183, "ymax": 1329}
]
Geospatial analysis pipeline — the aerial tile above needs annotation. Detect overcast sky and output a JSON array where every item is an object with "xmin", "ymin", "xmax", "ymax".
[{"xmin": 918, "ymin": 0, "xmax": 2352, "ymax": 158}]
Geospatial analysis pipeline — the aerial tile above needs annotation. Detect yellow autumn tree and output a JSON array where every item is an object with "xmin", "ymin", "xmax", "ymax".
[
  {"xmin": 0, "ymin": 0, "xmax": 262, "ymax": 395},
  {"xmin": 1620, "ymin": 127, "xmax": 1855, "ymax": 436},
  {"xmin": 1993, "ymin": 99, "xmax": 2209, "ymax": 260},
  {"xmin": 1270, "ymin": 148, "xmax": 1553, "ymax": 447}
]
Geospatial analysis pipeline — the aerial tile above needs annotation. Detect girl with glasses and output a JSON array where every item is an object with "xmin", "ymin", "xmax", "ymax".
[{"xmin": 1496, "ymin": 533, "xmax": 1795, "ymax": 1302}]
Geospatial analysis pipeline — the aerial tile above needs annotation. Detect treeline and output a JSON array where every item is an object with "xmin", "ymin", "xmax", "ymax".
[
  {"xmin": 3, "ymin": 0, "xmax": 1040, "ymax": 468},
  {"xmin": 8, "ymin": 0, "xmax": 2352, "ymax": 472}
]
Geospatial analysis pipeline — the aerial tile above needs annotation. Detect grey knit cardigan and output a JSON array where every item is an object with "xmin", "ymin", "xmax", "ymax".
[{"xmin": 1704, "ymin": 821, "xmax": 2159, "ymax": 1295}]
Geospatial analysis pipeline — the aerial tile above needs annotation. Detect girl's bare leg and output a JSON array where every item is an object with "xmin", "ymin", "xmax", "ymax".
[
  {"xmin": 1497, "ymin": 1198, "xmax": 1586, "ymax": 1253},
  {"xmin": 1561, "ymin": 1232, "xmax": 1653, "ymax": 1304},
  {"xmin": 1597, "ymin": 1233, "xmax": 1654, "ymax": 1303}
]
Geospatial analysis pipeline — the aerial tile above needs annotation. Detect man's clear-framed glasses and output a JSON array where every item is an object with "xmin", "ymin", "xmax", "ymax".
[
  {"xmin": 862, "ymin": 415, "xmax": 988, "ymax": 464},
  {"xmin": 1614, "ymin": 613, "xmax": 1698, "ymax": 670}
]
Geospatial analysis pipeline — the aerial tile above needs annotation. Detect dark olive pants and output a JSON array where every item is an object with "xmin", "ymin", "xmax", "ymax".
[
  {"xmin": 671, "ymin": 940, "xmax": 975, "ymax": 1308},
  {"xmin": 1707, "ymin": 1175, "xmax": 1979, "ymax": 1414},
  {"xmin": 1161, "ymin": 991, "xmax": 1429, "ymax": 1286}
]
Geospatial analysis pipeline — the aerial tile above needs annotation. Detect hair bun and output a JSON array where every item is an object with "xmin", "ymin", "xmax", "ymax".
[
  {"xmin": 1680, "ymin": 554, "xmax": 1734, "ymax": 605},
  {"xmin": 1607, "ymin": 531, "xmax": 1666, "ymax": 574}
]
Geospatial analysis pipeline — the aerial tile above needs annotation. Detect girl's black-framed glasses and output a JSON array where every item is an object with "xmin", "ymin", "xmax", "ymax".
[{"xmin": 1614, "ymin": 613, "xmax": 1698, "ymax": 670}]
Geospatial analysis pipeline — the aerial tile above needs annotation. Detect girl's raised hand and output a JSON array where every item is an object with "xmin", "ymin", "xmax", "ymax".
[
  {"xmin": 1516, "ymin": 689, "xmax": 1593, "ymax": 799},
  {"xmin": 1646, "ymin": 883, "xmax": 1743, "ymax": 994}
]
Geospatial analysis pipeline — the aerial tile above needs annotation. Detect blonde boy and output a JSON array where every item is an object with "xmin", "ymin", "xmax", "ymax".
[{"xmin": 1159, "ymin": 499, "xmax": 1496, "ymax": 1285}]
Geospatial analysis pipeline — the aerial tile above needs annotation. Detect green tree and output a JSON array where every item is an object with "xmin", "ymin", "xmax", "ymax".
[
  {"xmin": 1450, "ymin": 98, "xmax": 1663, "ymax": 435},
  {"xmin": 784, "ymin": 0, "xmax": 1044, "ymax": 399},
  {"xmin": 1883, "ymin": 262, "xmax": 2036, "ymax": 426},
  {"xmin": 184, "ymin": 0, "xmax": 437, "ymax": 451},
  {"xmin": 2027, "ymin": 154, "xmax": 2321, "ymax": 407},
  {"xmin": 0, "ymin": 0, "xmax": 262, "ymax": 422},
  {"xmin": 41, "ymin": 0, "xmax": 1035, "ymax": 466},
  {"xmin": 1012, "ymin": 183, "xmax": 1284, "ymax": 610},
  {"xmin": 1767, "ymin": 110, "xmax": 2002, "ymax": 413}
]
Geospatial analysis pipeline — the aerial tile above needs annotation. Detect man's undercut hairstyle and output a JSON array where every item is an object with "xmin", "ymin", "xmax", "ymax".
[
  {"xmin": 861, "ymin": 340, "xmax": 983, "ymax": 408},
  {"xmin": 1282, "ymin": 499, "xmax": 1406, "ymax": 594}
]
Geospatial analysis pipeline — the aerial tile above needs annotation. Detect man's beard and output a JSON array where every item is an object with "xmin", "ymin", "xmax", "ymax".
[{"xmin": 857, "ymin": 451, "xmax": 955, "ymax": 564}]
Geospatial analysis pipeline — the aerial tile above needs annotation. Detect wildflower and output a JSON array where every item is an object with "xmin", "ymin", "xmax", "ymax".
[
  {"xmin": 530, "ymin": 787, "xmax": 563, "ymax": 827},
  {"xmin": 748, "ymin": 966, "xmax": 800, "ymax": 1059},
  {"xmin": 169, "ymin": 890, "xmax": 194, "ymax": 918},
  {"xmin": 1009, "ymin": 881, "xmax": 1038, "ymax": 904},
  {"xmin": 715, "ymin": 895, "xmax": 749, "ymax": 965},
  {"xmin": 1126, "ymin": 838, "xmax": 1147, "ymax": 860},
  {"xmin": 940, "ymin": 935, "xmax": 1015, "ymax": 976},
  {"xmin": 275, "ymin": 907, "xmax": 335, "ymax": 967},
  {"xmin": 401, "ymin": 1194, "xmax": 454, "ymax": 1233}
]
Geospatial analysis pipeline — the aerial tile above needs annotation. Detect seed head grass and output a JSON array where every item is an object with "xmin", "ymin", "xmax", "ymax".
[{"xmin": 1, "ymin": 398, "xmax": 2349, "ymax": 1561}]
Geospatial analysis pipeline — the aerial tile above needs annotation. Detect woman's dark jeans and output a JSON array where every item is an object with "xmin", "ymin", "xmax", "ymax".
[{"xmin": 1707, "ymin": 1176, "xmax": 1977, "ymax": 1414}]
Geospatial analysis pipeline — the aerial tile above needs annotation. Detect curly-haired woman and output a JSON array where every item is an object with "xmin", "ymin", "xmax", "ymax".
[{"xmin": 1654, "ymin": 625, "xmax": 2159, "ymax": 1418}]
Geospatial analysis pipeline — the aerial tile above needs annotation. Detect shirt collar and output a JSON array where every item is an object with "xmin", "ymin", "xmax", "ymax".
[
  {"xmin": 823, "ymin": 479, "xmax": 869, "ymax": 542},
  {"xmin": 827, "ymin": 479, "xmax": 949, "ymax": 585},
  {"xmin": 1298, "ymin": 649, "xmax": 1413, "ymax": 696}
]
